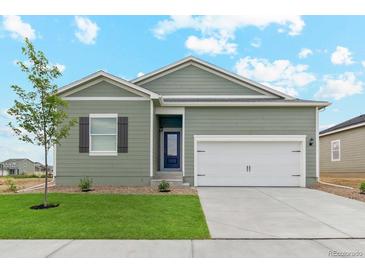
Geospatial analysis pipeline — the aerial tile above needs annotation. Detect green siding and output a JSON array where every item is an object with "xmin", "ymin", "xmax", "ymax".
[
  {"xmin": 320, "ymin": 126, "xmax": 365, "ymax": 174},
  {"xmin": 184, "ymin": 107, "xmax": 317, "ymax": 186},
  {"xmin": 56, "ymin": 100, "xmax": 151, "ymax": 186},
  {"xmin": 141, "ymin": 65, "xmax": 264, "ymax": 96},
  {"xmin": 68, "ymin": 81, "xmax": 140, "ymax": 97}
]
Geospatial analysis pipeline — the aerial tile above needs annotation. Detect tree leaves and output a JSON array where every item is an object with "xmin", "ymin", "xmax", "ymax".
[{"xmin": 7, "ymin": 37, "xmax": 76, "ymax": 150}]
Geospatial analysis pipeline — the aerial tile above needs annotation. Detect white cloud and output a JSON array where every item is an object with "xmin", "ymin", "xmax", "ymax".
[
  {"xmin": 137, "ymin": 72, "xmax": 145, "ymax": 77},
  {"xmin": 235, "ymin": 56, "xmax": 316, "ymax": 97},
  {"xmin": 298, "ymin": 48, "xmax": 313, "ymax": 59},
  {"xmin": 185, "ymin": 35, "xmax": 236, "ymax": 55},
  {"xmin": 153, "ymin": 15, "xmax": 305, "ymax": 39},
  {"xmin": 250, "ymin": 37, "xmax": 261, "ymax": 48},
  {"xmin": 153, "ymin": 15, "xmax": 304, "ymax": 55},
  {"xmin": 74, "ymin": 16, "xmax": 99, "ymax": 45},
  {"xmin": 331, "ymin": 46, "xmax": 354, "ymax": 65},
  {"xmin": 361, "ymin": 61, "xmax": 365, "ymax": 68},
  {"xmin": 2, "ymin": 15, "xmax": 36, "ymax": 40},
  {"xmin": 261, "ymin": 82, "xmax": 299, "ymax": 97},
  {"xmin": 315, "ymin": 72, "xmax": 363, "ymax": 100}
]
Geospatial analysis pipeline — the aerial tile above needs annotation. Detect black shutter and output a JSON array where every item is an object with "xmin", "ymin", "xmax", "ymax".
[
  {"xmin": 118, "ymin": 117, "xmax": 128, "ymax": 153},
  {"xmin": 79, "ymin": 117, "xmax": 89, "ymax": 153}
]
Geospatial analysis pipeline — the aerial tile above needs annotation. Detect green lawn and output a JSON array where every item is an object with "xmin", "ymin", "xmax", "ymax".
[{"xmin": 0, "ymin": 193, "xmax": 210, "ymax": 239}]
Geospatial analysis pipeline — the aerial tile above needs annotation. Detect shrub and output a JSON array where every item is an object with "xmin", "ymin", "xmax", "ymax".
[
  {"xmin": 5, "ymin": 178, "xmax": 17, "ymax": 193},
  {"xmin": 158, "ymin": 180, "xmax": 170, "ymax": 192},
  {"xmin": 79, "ymin": 177, "xmax": 93, "ymax": 192},
  {"xmin": 360, "ymin": 182, "xmax": 365, "ymax": 194}
]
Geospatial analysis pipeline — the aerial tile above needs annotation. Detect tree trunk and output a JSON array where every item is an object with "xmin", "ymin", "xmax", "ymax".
[{"xmin": 44, "ymin": 143, "xmax": 48, "ymax": 207}]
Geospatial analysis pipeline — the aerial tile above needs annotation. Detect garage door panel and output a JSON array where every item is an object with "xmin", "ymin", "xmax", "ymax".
[{"xmin": 196, "ymin": 140, "xmax": 303, "ymax": 187}]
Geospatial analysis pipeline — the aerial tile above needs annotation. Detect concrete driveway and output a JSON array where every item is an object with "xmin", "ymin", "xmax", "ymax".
[{"xmin": 198, "ymin": 187, "xmax": 365, "ymax": 239}]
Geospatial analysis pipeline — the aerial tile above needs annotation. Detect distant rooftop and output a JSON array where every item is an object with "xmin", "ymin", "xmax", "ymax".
[
  {"xmin": 1, "ymin": 158, "xmax": 34, "ymax": 163},
  {"xmin": 320, "ymin": 114, "xmax": 365, "ymax": 135}
]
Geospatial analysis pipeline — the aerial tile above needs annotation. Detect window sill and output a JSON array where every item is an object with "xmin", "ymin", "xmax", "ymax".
[{"xmin": 89, "ymin": 151, "xmax": 118, "ymax": 156}]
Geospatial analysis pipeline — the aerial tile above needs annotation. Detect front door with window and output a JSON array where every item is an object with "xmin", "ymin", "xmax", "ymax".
[{"xmin": 164, "ymin": 132, "xmax": 181, "ymax": 169}]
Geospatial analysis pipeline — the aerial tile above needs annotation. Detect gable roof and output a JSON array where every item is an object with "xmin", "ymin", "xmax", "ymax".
[
  {"xmin": 1, "ymin": 158, "xmax": 34, "ymax": 164},
  {"xmin": 320, "ymin": 114, "xmax": 365, "ymax": 136},
  {"xmin": 57, "ymin": 70, "xmax": 160, "ymax": 99},
  {"xmin": 132, "ymin": 56, "xmax": 295, "ymax": 100}
]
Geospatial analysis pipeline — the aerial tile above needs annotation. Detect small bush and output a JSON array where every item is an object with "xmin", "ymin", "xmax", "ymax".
[
  {"xmin": 5, "ymin": 178, "xmax": 17, "ymax": 193},
  {"xmin": 79, "ymin": 177, "xmax": 93, "ymax": 192},
  {"xmin": 360, "ymin": 182, "xmax": 365, "ymax": 194},
  {"xmin": 158, "ymin": 180, "xmax": 170, "ymax": 192}
]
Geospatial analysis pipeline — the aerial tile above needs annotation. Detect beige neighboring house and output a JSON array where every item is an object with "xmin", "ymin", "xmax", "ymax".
[
  {"xmin": 0, "ymin": 158, "xmax": 35, "ymax": 176},
  {"xmin": 320, "ymin": 114, "xmax": 365, "ymax": 177}
]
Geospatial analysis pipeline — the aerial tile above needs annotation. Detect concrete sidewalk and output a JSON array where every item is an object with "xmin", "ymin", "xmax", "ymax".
[{"xmin": 1, "ymin": 239, "xmax": 365, "ymax": 258}]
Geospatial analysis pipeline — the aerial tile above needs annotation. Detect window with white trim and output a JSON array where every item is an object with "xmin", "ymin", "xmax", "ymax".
[
  {"xmin": 331, "ymin": 140, "xmax": 341, "ymax": 161},
  {"xmin": 89, "ymin": 114, "xmax": 117, "ymax": 156}
]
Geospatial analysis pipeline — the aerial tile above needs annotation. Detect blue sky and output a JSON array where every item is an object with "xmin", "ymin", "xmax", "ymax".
[{"xmin": 1, "ymin": 15, "xmax": 365, "ymax": 163}]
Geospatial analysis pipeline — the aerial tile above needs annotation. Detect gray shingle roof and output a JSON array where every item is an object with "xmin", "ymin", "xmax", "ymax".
[{"xmin": 320, "ymin": 114, "xmax": 365, "ymax": 135}]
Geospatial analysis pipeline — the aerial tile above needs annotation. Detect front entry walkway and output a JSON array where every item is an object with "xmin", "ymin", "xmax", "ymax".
[{"xmin": 198, "ymin": 187, "xmax": 365, "ymax": 239}]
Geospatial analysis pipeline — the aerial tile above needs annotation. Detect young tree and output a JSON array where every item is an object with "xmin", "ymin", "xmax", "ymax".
[{"xmin": 8, "ymin": 38, "xmax": 76, "ymax": 207}]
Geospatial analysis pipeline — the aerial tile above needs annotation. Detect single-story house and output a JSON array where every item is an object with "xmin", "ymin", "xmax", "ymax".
[
  {"xmin": 320, "ymin": 114, "xmax": 365, "ymax": 177},
  {"xmin": 55, "ymin": 56, "xmax": 329, "ymax": 187},
  {"xmin": 35, "ymin": 162, "xmax": 53, "ymax": 175},
  {"xmin": 0, "ymin": 158, "xmax": 35, "ymax": 176}
]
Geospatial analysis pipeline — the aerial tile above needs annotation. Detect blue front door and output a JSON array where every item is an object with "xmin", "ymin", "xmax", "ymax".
[{"xmin": 164, "ymin": 132, "xmax": 181, "ymax": 169}]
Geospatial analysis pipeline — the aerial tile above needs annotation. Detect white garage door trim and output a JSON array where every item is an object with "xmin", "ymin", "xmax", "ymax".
[{"xmin": 194, "ymin": 135, "xmax": 307, "ymax": 187}]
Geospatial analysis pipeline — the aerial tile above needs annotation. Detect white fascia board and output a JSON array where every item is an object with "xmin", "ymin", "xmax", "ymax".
[
  {"xmin": 64, "ymin": 97, "xmax": 149, "ymax": 101},
  {"xmin": 161, "ymin": 101, "xmax": 330, "ymax": 108},
  {"xmin": 162, "ymin": 95, "xmax": 271, "ymax": 99},
  {"xmin": 320, "ymin": 122, "xmax": 365, "ymax": 137},
  {"xmin": 132, "ymin": 56, "xmax": 194, "ymax": 83},
  {"xmin": 132, "ymin": 56, "xmax": 294, "ymax": 100},
  {"xmin": 58, "ymin": 71, "xmax": 160, "ymax": 99}
]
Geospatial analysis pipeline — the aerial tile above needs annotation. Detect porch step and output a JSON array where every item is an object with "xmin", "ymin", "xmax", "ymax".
[{"xmin": 154, "ymin": 171, "xmax": 182, "ymax": 180}]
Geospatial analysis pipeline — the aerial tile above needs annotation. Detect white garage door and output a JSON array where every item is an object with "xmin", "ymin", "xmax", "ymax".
[{"xmin": 196, "ymin": 139, "xmax": 304, "ymax": 187}]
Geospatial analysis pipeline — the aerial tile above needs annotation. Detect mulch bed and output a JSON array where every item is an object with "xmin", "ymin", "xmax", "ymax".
[
  {"xmin": 27, "ymin": 185, "xmax": 197, "ymax": 195},
  {"xmin": 310, "ymin": 183, "xmax": 365, "ymax": 203},
  {"xmin": 30, "ymin": 203, "xmax": 60, "ymax": 210}
]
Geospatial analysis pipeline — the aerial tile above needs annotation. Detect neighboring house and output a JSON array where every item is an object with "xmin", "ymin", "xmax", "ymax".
[
  {"xmin": 0, "ymin": 158, "xmax": 35, "ymax": 175},
  {"xmin": 320, "ymin": 114, "xmax": 365, "ymax": 177},
  {"xmin": 35, "ymin": 162, "xmax": 53, "ymax": 175},
  {"xmin": 55, "ymin": 56, "xmax": 329, "ymax": 187}
]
